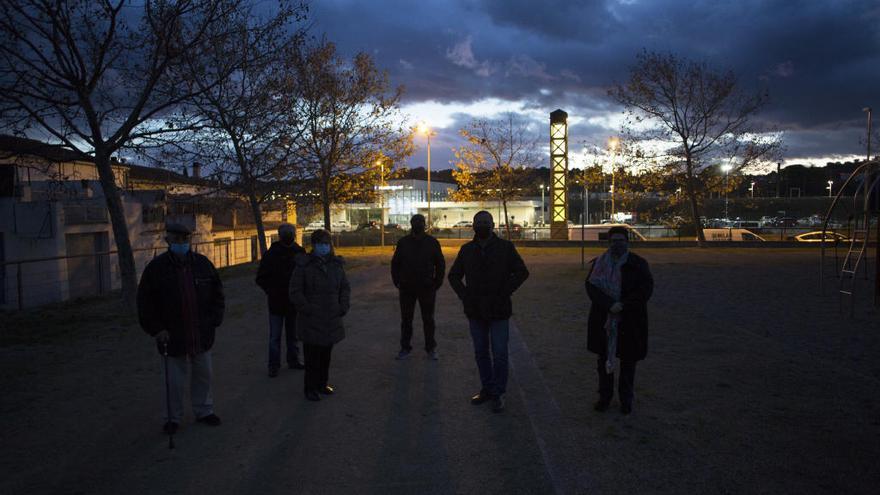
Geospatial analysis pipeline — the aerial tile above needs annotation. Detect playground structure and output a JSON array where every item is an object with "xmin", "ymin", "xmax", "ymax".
[{"xmin": 819, "ymin": 158, "xmax": 880, "ymax": 314}]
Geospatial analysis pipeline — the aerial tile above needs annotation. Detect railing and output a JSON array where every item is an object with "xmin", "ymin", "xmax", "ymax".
[{"xmin": 1, "ymin": 237, "xmax": 258, "ymax": 311}]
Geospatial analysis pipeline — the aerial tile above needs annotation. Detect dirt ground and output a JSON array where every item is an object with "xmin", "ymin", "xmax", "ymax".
[{"xmin": 1, "ymin": 246, "xmax": 878, "ymax": 494}]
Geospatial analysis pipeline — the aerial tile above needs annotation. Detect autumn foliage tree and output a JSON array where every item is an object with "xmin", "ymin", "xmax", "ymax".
[
  {"xmin": 450, "ymin": 114, "xmax": 538, "ymax": 238},
  {"xmin": 610, "ymin": 50, "xmax": 780, "ymax": 245}
]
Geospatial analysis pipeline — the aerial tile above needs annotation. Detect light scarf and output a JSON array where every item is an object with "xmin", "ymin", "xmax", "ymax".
[{"xmin": 589, "ymin": 250, "xmax": 628, "ymax": 373}]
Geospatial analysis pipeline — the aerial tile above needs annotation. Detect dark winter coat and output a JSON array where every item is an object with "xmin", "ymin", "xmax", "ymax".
[
  {"xmin": 448, "ymin": 233, "xmax": 529, "ymax": 321},
  {"xmin": 288, "ymin": 253, "xmax": 351, "ymax": 346},
  {"xmin": 256, "ymin": 241, "xmax": 306, "ymax": 315},
  {"xmin": 137, "ymin": 251, "xmax": 225, "ymax": 357},
  {"xmin": 390, "ymin": 234, "xmax": 445, "ymax": 292},
  {"xmin": 585, "ymin": 252, "xmax": 653, "ymax": 361}
]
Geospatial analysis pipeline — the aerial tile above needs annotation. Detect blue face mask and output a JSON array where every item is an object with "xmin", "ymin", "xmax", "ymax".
[
  {"xmin": 169, "ymin": 243, "xmax": 190, "ymax": 256},
  {"xmin": 313, "ymin": 243, "xmax": 331, "ymax": 257}
]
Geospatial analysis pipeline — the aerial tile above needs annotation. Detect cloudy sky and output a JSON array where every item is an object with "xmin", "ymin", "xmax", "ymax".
[{"xmin": 307, "ymin": 0, "xmax": 879, "ymax": 171}]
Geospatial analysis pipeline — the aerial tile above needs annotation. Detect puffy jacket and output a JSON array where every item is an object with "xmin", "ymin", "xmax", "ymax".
[
  {"xmin": 585, "ymin": 252, "xmax": 653, "ymax": 361},
  {"xmin": 288, "ymin": 253, "xmax": 351, "ymax": 346},
  {"xmin": 448, "ymin": 233, "xmax": 529, "ymax": 321},
  {"xmin": 256, "ymin": 241, "xmax": 306, "ymax": 315},
  {"xmin": 137, "ymin": 251, "xmax": 225, "ymax": 357},
  {"xmin": 390, "ymin": 234, "xmax": 445, "ymax": 292}
]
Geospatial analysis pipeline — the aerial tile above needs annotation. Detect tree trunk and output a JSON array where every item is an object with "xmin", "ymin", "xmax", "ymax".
[
  {"xmin": 94, "ymin": 151, "xmax": 138, "ymax": 312},
  {"xmin": 684, "ymin": 161, "xmax": 705, "ymax": 246},
  {"xmin": 246, "ymin": 186, "xmax": 268, "ymax": 256},
  {"xmin": 321, "ymin": 179, "xmax": 332, "ymax": 231}
]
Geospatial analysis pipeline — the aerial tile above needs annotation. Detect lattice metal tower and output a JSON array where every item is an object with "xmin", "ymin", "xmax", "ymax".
[{"xmin": 550, "ymin": 109, "xmax": 569, "ymax": 240}]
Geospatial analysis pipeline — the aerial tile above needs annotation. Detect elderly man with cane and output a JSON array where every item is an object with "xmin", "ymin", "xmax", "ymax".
[
  {"xmin": 138, "ymin": 223, "xmax": 226, "ymax": 435},
  {"xmin": 585, "ymin": 226, "xmax": 653, "ymax": 415}
]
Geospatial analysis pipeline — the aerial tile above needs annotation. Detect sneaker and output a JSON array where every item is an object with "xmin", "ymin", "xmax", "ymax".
[
  {"xmin": 395, "ymin": 349, "xmax": 411, "ymax": 360},
  {"xmin": 304, "ymin": 390, "xmax": 321, "ymax": 402},
  {"xmin": 196, "ymin": 414, "xmax": 222, "ymax": 426},
  {"xmin": 268, "ymin": 368, "xmax": 279, "ymax": 378},
  {"xmin": 491, "ymin": 395, "xmax": 505, "ymax": 413},
  {"xmin": 470, "ymin": 391, "xmax": 492, "ymax": 405},
  {"xmin": 163, "ymin": 421, "xmax": 179, "ymax": 434},
  {"xmin": 594, "ymin": 399, "xmax": 611, "ymax": 412},
  {"xmin": 320, "ymin": 385, "xmax": 335, "ymax": 395},
  {"xmin": 428, "ymin": 350, "xmax": 439, "ymax": 360}
]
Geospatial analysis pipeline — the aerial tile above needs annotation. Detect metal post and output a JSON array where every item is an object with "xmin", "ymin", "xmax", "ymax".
[
  {"xmin": 17, "ymin": 262, "xmax": 23, "ymax": 311},
  {"xmin": 426, "ymin": 133, "xmax": 432, "ymax": 229},
  {"xmin": 380, "ymin": 161, "xmax": 385, "ymax": 248}
]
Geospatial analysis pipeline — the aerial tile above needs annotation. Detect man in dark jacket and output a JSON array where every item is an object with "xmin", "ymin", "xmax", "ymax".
[
  {"xmin": 448, "ymin": 211, "xmax": 529, "ymax": 413},
  {"xmin": 256, "ymin": 223, "xmax": 306, "ymax": 377},
  {"xmin": 137, "ymin": 223, "xmax": 225, "ymax": 434},
  {"xmin": 391, "ymin": 214, "xmax": 445, "ymax": 360},
  {"xmin": 289, "ymin": 229, "xmax": 351, "ymax": 401},
  {"xmin": 585, "ymin": 226, "xmax": 653, "ymax": 415}
]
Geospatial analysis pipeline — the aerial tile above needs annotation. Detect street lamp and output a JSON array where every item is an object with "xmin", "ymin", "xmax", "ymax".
[
  {"xmin": 539, "ymin": 183, "xmax": 545, "ymax": 224},
  {"xmin": 827, "ymin": 180, "xmax": 833, "ymax": 198},
  {"xmin": 722, "ymin": 164, "xmax": 733, "ymax": 220},
  {"xmin": 417, "ymin": 122, "xmax": 436, "ymax": 228},
  {"xmin": 749, "ymin": 181, "xmax": 755, "ymax": 198},
  {"xmin": 377, "ymin": 159, "xmax": 386, "ymax": 247},
  {"xmin": 608, "ymin": 136, "xmax": 620, "ymax": 220}
]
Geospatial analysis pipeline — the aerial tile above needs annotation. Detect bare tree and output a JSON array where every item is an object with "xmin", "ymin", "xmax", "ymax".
[
  {"xmin": 451, "ymin": 114, "xmax": 539, "ymax": 238},
  {"xmin": 181, "ymin": 2, "xmax": 308, "ymax": 255},
  {"xmin": 291, "ymin": 40, "xmax": 413, "ymax": 231},
  {"xmin": 610, "ymin": 50, "xmax": 780, "ymax": 245},
  {"xmin": 0, "ymin": 0, "xmax": 250, "ymax": 309}
]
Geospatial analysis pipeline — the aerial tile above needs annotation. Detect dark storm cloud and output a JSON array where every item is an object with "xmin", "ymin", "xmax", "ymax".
[{"xmin": 307, "ymin": 0, "xmax": 879, "ymax": 166}]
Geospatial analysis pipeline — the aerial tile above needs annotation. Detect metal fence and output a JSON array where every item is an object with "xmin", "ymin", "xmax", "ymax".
[{"xmin": 1, "ymin": 237, "xmax": 259, "ymax": 311}]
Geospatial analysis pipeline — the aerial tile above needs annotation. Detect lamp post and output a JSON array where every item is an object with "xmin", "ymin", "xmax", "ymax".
[
  {"xmin": 418, "ymin": 123, "xmax": 435, "ymax": 229},
  {"xmin": 827, "ymin": 180, "xmax": 833, "ymax": 198},
  {"xmin": 749, "ymin": 181, "xmax": 755, "ymax": 198},
  {"xmin": 549, "ymin": 110, "xmax": 569, "ymax": 240},
  {"xmin": 722, "ymin": 164, "xmax": 733, "ymax": 220},
  {"xmin": 608, "ymin": 136, "xmax": 620, "ymax": 220},
  {"xmin": 539, "ymin": 183, "xmax": 545, "ymax": 225},
  {"xmin": 377, "ymin": 159, "xmax": 386, "ymax": 247}
]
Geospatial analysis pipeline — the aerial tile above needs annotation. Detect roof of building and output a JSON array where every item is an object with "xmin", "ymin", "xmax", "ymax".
[
  {"xmin": 0, "ymin": 134, "xmax": 91, "ymax": 163},
  {"xmin": 126, "ymin": 163, "xmax": 214, "ymax": 187}
]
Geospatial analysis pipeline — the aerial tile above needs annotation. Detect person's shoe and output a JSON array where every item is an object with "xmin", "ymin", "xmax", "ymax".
[
  {"xmin": 268, "ymin": 368, "xmax": 279, "ymax": 378},
  {"xmin": 491, "ymin": 395, "xmax": 505, "ymax": 413},
  {"xmin": 395, "ymin": 349, "xmax": 411, "ymax": 360},
  {"xmin": 163, "ymin": 421, "xmax": 179, "ymax": 434},
  {"xmin": 620, "ymin": 403, "xmax": 633, "ymax": 415},
  {"xmin": 196, "ymin": 414, "xmax": 222, "ymax": 426},
  {"xmin": 428, "ymin": 350, "xmax": 439, "ymax": 360},
  {"xmin": 304, "ymin": 390, "xmax": 321, "ymax": 401},
  {"xmin": 594, "ymin": 399, "xmax": 611, "ymax": 412},
  {"xmin": 320, "ymin": 385, "xmax": 335, "ymax": 395},
  {"xmin": 471, "ymin": 391, "xmax": 493, "ymax": 405},
  {"xmin": 288, "ymin": 360, "xmax": 305, "ymax": 370}
]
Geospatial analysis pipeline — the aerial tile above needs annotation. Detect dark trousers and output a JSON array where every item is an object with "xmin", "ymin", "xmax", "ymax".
[
  {"xmin": 468, "ymin": 319, "xmax": 509, "ymax": 396},
  {"xmin": 303, "ymin": 343, "xmax": 333, "ymax": 393},
  {"xmin": 597, "ymin": 356, "xmax": 636, "ymax": 406},
  {"xmin": 399, "ymin": 289, "xmax": 437, "ymax": 352},
  {"xmin": 268, "ymin": 312, "xmax": 300, "ymax": 371}
]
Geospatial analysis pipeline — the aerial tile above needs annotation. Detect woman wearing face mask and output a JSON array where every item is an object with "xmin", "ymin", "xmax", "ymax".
[
  {"xmin": 585, "ymin": 226, "xmax": 653, "ymax": 415},
  {"xmin": 288, "ymin": 229, "xmax": 351, "ymax": 401}
]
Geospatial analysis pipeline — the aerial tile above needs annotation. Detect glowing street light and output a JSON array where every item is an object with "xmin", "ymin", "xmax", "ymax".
[
  {"xmin": 550, "ymin": 110, "xmax": 569, "ymax": 239},
  {"xmin": 827, "ymin": 180, "xmax": 833, "ymax": 198},
  {"xmin": 418, "ymin": 122, "xmax": 436, "ymax": 228},
  {"xmin": 749, "ymin": 181, "xmax": 755, "ymax": 198},
  {"xmin": 608, "ymin": 136, "xmax": 620, "ymax": 219},
  {"xmin": 722, "ymin": 164, "xmax": 733, "ymax": 220},
  {"xmin": 377, "ymin": 158, "xmax": 386, "ymax": 247}
]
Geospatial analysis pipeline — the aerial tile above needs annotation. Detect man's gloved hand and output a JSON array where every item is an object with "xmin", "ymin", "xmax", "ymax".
[
  {"xmin": 609, "ymin": 302, "xmax": 624, "ymax": 314},
  {"xmin": 156, "ymin": 330, "xmax": 170, "ymax": 343}
]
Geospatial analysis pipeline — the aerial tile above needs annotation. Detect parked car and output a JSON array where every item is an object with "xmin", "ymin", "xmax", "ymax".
[
  {"xmin": 569, "ymin": 224, "xmax": 647, "ymax": 241},
  {"xmin": 702, "ymin": 228, "xmax": 765, "ymax": 241},
  {"xmin": 332, "ymin": 220, "xmax": 352, "ymax": 231},
  {"xmin": 304, "ymin": 220, "xmax": 325, "ymax": 231},
  {"xmin": 774, "ymin": 217, "xmax": 798, "ymax": 228},
  {"xmin": 452, "ymin": 220, "xmax": 472, "ymax": 228},
  {"xmin": 793, "ymin": 231, "xmax": 851, "ymax": 243},
  {"xmin": 498, "ymin": 223, "xmax": 524, "ymax": 239}
]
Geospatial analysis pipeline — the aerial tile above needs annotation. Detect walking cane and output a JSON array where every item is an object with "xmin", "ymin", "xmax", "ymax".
[{"xmin": 163, "ymin": 341, "xmax": 175, "ymax": 450}]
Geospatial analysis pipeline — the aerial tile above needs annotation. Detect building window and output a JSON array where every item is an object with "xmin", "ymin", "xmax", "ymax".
[{"xmin": 142, "ymin": 205, "xmax": 165, "ymax": 224}]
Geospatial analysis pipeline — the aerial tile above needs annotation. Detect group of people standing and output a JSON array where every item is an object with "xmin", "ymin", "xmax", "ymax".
[{"xmin": 137, "ymin": 211, "xmax": 653, "ymax": 435}]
